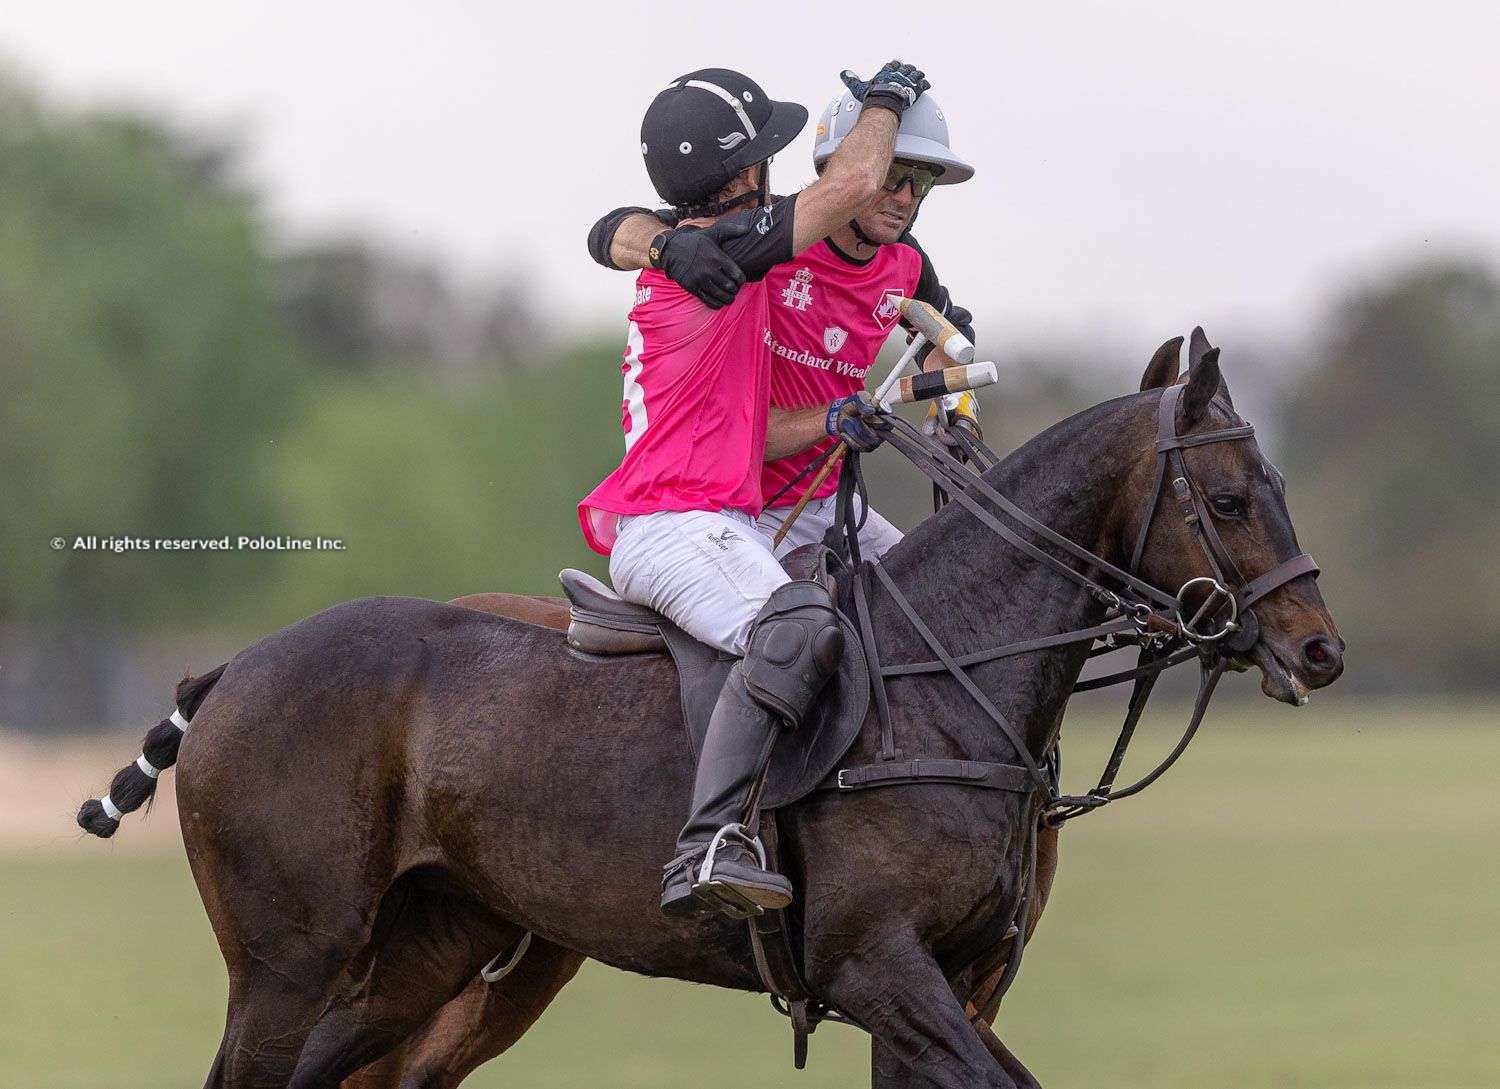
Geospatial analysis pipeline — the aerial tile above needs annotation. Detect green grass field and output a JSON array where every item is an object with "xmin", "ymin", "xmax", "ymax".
[{"xmin": 3, "ymin": 701, "xmax": 1496, "ymax": 1088}]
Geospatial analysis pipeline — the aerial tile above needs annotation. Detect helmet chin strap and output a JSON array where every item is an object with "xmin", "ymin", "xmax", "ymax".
[
  {"xmin": 847, "ymin": 196, "xmax": 923, "ymax": 249},
  {"xmin": 675, "ymin": 161, "xmax": 773, "ymax": 220},
  {"xmin": 848, "ymin": 217, "xmax": 880, "ymax": 247}
]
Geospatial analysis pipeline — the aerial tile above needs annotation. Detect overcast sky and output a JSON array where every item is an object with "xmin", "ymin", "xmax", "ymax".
[{"xmin": 3, "ymin": 0, "xmax": 1497, "ymax": 357}]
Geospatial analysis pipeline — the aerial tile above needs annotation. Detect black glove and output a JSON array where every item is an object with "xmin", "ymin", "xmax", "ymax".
[
  {"xmin": 652, "ymin": 215, "xmax": 751, "ymax": 309},
  {"xmin": 840, "ymin": 60, "xmax": 929, "ymax": 116},
  {"xmin": 826, "ymin": 392, "xmax": 889, "ymax": 453}
]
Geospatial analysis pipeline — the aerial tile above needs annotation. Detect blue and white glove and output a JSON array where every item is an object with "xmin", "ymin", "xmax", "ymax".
[
  {"xmin": 827, "ymin": 392, "xmax": 888, "ymax": 453},
  {"xmin": 840, "ymin": 60, "xmax": 930, "ymax": 116}
]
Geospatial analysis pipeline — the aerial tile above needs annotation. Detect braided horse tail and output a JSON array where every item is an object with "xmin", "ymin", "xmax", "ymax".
[{"xmin": 76, "ymin": 664, "xmax": 227, "ymax": 838}]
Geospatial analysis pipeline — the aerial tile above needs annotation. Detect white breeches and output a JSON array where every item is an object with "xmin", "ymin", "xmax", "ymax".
[
  {"xmin": 609, "ymin": 509, "xmax": 790, "ymax": 656},
  {"xmin": 754, "ymin": 495, "xmax": 904, "ymax": 560}
]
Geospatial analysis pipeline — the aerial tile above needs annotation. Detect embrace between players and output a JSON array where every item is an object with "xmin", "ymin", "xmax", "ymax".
[{"xmin": 577, "ymin": 62, "xmax": 976, "ymax": 919}]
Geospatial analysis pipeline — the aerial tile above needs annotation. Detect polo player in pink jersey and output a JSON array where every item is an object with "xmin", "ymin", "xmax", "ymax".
[
  {"xmin": 580, "ymin": 63, "xmax": 931, "ymax": 919},
  {"xmin": 589, "ymin": 89, "xmax": 977, "ymax": 560}
]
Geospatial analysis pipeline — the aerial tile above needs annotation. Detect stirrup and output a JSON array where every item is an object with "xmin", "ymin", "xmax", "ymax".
[
  {"xmin": 696, "ymin": 822, "xmax": 769, "ymax": 882},
  {"xmin": 693, "ymin": 823, "xmax": 772, "ymax": 919}
]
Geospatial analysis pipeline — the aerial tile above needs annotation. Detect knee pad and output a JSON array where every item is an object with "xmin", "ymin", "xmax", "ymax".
[{"xmin": 741, "ymin": 580, "xmax": 844, "ymax": 728}]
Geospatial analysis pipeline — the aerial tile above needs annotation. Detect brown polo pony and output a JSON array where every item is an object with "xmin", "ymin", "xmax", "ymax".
[
  {"xmin": 79, "ymin": 338, "xmax": 1341, "ymax": 1088},
  {"xmin": 342, "ymin": 592, "xmax": 1059, "ymax": 1089}
]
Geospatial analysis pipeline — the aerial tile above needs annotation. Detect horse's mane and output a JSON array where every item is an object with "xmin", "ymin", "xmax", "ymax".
[{"xmin": 985, "ymin": 389, "xmax": 1151, "ymax": 489}]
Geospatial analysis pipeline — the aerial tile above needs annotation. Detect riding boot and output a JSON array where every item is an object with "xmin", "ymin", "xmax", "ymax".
[{"xmin": 660, "ymin": 581, "xmax": 843, "ymax": 919}]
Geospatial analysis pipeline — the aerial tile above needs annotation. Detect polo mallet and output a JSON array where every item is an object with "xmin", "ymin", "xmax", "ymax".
[
  {"xmin": 897, "ymin": 296, "xmax": 975, "ymax": 367},
  {"xmin": 770, "ymin": 330, "xmax": 929, "ymax": 549},
  {"xmin": 771, "ymin": 298, "xmax": 985, "ymax": 548},
  {"xmin": 770, "ymin": 356, "xmax": 999, "ymax": 548}
]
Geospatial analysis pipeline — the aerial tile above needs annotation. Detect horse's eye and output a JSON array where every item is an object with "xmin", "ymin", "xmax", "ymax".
[{"xmin": 1211, "ymin": 495, "xmax": 1247, "ymax": 518}]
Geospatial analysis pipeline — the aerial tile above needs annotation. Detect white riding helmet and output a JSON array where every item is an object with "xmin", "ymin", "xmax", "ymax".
[{"xmin": 812, "ymin": 90, "xmax": 974, "ymax": 184}]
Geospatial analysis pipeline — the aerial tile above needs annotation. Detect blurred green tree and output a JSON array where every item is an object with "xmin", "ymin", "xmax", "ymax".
[
  {"xmin": 247, "ymin": 337, "xmax": 623, "ymax": 628},
  {"xmin": 1280, "ymin": 260, "xmax": 1500, "ymax": 690},
  {"xmin": 0, "ymin": 78, "xmax": 301, "ymax": 625}
]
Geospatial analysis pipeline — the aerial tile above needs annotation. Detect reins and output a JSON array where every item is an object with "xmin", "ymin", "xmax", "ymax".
[
  {"xmin": 760, "ymin": 385, "xmax": 1321, "ymax": 1045},
  {"xmin": 823, "ymin": 388, "xmax": 1318, "ymax": 829}
]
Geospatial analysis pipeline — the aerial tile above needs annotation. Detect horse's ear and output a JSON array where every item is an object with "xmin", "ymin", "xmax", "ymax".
[
  {"xmin": 1140, "ymin": 336, "xmax": 1184, "ymax": 390},
  {"xmin": 1182, "ymin": 346, "xmax": 1222, "ymax": 426},
  {"xmin": 1187, "ymin": 326, "xmax": 1213, "ymax": 370}
]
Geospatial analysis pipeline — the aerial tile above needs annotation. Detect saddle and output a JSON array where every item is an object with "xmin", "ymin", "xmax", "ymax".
[{"xmin": 558, "ymin": 545, "xmax": 869, "ymax": 810}]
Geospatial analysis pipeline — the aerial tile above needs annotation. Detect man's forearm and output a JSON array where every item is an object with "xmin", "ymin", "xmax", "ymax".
[
  {"xmin": 790, "ymin": 108, "xmax": 897, "ymax": 253},
  {"xmin": 609, "ymin": 214, "xmax": 670, "ymax": 271},
  {"xmin": 826, "ymin": 106, "xmax": 899, "ymax": 191},
  {"xmin": 765, "ymin": 405, "xmax": 831, "ymax": 462}
]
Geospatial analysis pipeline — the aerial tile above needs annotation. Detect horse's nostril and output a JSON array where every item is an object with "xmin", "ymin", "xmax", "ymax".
[{"xmin": 1303, "ymin": 636, "xmax": 1337, "ymax": 669}]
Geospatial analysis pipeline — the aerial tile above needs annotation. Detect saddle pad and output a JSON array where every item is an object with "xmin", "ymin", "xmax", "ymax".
[{"xmin": 659, "ymin": 612, "xmax": 870, "ymax": 811}]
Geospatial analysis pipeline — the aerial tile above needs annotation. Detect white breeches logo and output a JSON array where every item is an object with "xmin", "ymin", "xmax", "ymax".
[{"xmin": 621, "ymin": 320, "xmax": 648, "ymax": 451}]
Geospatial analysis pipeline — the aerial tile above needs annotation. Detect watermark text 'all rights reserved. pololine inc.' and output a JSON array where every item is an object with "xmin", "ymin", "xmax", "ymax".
[{"xmin": 51, "ymin": 535, "xmax": 347, "ymax": 553}]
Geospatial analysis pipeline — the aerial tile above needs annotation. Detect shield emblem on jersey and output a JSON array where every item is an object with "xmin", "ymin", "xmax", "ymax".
[
  {"xmin": 823, "ymin": 325, "xmax": 848, "ymax": 354},
  {"xmin": 873, "ymin": 289, "xmax": 904, "ymax": 330}
]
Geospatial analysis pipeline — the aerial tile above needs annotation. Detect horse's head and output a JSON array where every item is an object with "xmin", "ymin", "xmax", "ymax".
[{"xmin": 1123, "ymin": 328, "xmax": 1343, "ymax": 703}]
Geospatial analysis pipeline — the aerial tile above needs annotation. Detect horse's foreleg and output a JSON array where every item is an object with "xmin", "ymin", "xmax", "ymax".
[
  {"xmin": 1029, "ymin": 824, "xmax": 1059, "ymax": 939},
  {"xmin": 341, "ymin": 939, "xmax": 585, "ymax": 1089},
  {"xmin": 873, "ymin": 1023, "xmax": 1042, "ymax": 1089},
  {"xmin": 975, "ymin": 1021, "xmax": 1044, "ymax": 1089},
  {"xmin": 819, "ymin": 941, "xmax": 1020, "ymax": 1089},
  {"xmin": 962, "ymin": 823, "xmax": 1063, "ymax": 1024}
]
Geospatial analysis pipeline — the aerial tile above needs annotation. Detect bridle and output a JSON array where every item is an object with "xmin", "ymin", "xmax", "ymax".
[
  {"xmin": 1129, "ymin": 381, "xmax": 1320, "ymax": 654},
  {"xmin": 815, "ymin": 382, "xmax": 1319, "ymax": 1019},
  {"xmin": 825, "ymin": 382, "xmax": 1318, "ymax": 816},
  {"xmin": 838, "ymin": 386, "xmax": 1317, "ymax": 819},
  {"xmin": 760, "ymin": 381, "xmax": 1322, "ymax": 1045}
]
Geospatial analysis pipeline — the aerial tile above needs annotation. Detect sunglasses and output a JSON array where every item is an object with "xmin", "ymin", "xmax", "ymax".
[{"xmin": 881, "ymin": 160, "xmax": 944, "ymax": 198}]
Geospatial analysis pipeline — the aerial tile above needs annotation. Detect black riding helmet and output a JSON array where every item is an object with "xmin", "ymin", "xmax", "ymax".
[{"xmin": 641, "ymin": 68, "xmax": 808, "ymax": 215}]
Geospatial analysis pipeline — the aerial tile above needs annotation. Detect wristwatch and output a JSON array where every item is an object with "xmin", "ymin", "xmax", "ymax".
[{"xmin": 648, "ymin": 229, "xmax": 672, "ymax": 269}]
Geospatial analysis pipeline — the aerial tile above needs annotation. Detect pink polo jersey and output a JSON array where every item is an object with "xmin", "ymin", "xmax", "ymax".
[
  {"xmin": 761, "ymin": 239, "xmax": 924, "ymax": 505},
  {"xmin": 578, "ymin": 272, "xmax": 772, "ymax": 555}
]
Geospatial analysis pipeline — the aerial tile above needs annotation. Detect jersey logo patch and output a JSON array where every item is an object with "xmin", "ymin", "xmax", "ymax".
[
  {"xmin": 873, "ymin": 289, "xmax": 905, "ymax": 330},
  {"xmin": 780, "ymin": 267, "xmax": 814, "ymax": 311},
  {"xmin": 755, "ymin": 207, "xmax": 774, "ymax": 235},
  {"xmin": 823, "ymin": 325, "xmax": 848, "ymax": 353}
]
